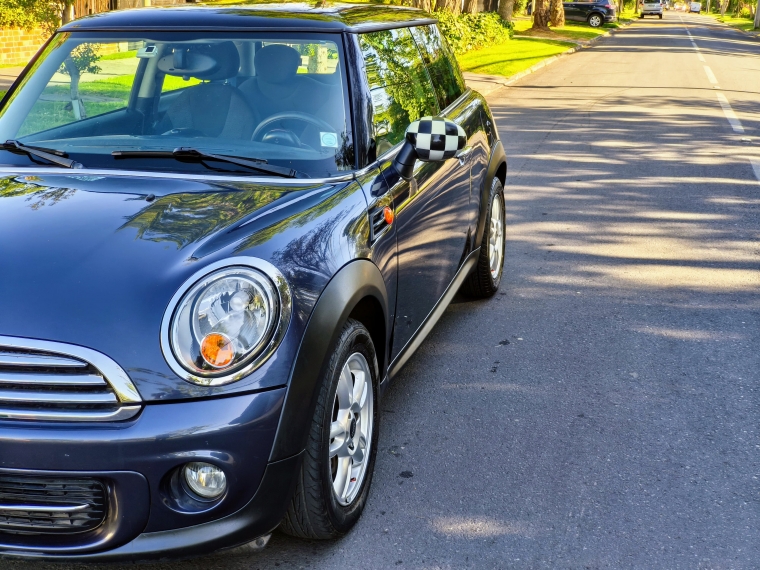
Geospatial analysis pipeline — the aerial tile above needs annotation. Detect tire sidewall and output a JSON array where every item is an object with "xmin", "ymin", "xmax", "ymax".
[
  {"xmin": 320, "ymin": 323, "xmax": 380, "ymax": 533},
  {"xmin": 485, "ymin": 178, "xmax": 506, "ymax": 291}
]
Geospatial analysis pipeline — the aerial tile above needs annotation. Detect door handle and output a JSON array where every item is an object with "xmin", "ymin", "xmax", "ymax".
[{"xmin": 457, "ymin": 146, "xmax": 474, "ymax": 166}]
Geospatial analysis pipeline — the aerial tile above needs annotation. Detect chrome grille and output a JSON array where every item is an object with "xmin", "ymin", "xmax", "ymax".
[
  {"xmin": 0, "ymin": 336, "xmax": 142, "ymax": 422},
  {"xmin": 0, "ymin": 474, "xmax": 107, "ymax": 535}
]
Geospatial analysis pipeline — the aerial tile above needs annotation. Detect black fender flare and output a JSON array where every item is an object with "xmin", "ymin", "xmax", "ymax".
[
  {"xmin": 269, "ymin": 259, "xmax": 389, "ymax": 462},
  {"xmin": 475, "ymin": 140, "xmax": 507, "ymax": 247}
]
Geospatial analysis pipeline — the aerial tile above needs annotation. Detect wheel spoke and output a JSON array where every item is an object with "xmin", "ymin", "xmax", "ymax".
[
  {"xmin": 330, "ymin": 420, "xmax": 346, "ymax": 440},
  {"xmin": 336, "ymin": 365, "xmax": 353, "ymax": 408},
  {"xmin": 332, "ymin": 456, "xmax": 351, "ymax": 500},
  {"xmin": 352, "ymin": 370, "xmax": 367, "ymax": 408}
]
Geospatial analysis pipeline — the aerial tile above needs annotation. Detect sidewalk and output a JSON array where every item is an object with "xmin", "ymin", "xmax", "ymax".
[{"xmin": 0, "ymin": 67, "xmax": 24, "ymax": 91}]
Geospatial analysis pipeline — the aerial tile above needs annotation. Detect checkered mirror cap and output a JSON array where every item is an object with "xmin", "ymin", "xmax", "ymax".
[{"xmin": 405, "ymin": 117, "xmax": 467, "ymax": 162}]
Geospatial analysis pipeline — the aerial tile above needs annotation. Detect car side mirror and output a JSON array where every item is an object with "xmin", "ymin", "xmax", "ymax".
[{"xmin": 392, "ymin": 117, "xmax": 467, "ymax": 180}]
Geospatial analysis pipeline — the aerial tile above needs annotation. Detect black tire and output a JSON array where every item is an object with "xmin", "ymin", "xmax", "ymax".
[
  {"xmin": 659, "ymin": 13, "xmax": 663, "ymax": 17},
  {"xmin": 280, "ymin": 319, "xmax": 379, "ymax": 539},
  {"xmin": 588, "ymin": 13, "xmax": 603, "ymax": 26},
  {"xmin": 463, "ymin": 177, "xmax": 505, "ymax": 298}
]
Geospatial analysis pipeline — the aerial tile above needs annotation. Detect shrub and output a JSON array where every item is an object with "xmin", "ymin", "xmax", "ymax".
[
  {"xmin": 0, "ymin": 0, "xmax": 60, "ymax": 34},
  {"xmin": 435, "ymin": 10, "xmax": 514, "ymax": 55}
]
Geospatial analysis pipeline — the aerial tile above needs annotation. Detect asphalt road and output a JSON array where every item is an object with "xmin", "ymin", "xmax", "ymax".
[{"xmin": 8, "ymin": 12, "xmax": 760, "ymax": 570}]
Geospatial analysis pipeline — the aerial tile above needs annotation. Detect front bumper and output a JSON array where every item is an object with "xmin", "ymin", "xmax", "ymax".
[{"xmin": 0, "ymin": 388, "xmax": 296, "ymax": 560}]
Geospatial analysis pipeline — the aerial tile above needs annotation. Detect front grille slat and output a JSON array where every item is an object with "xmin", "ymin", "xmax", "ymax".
[
  {"xmin": 0, "ymin": 339, "xmax": 142, "ymax": 423},
  {"xmin": 0, "ymin": 389, "xmax": 118, "ymax": 405},
  {"xmin": 0, "ymin": 352, "xmax": 87, "ymax": 368},
  {"xmin": 0, "ymin": 372, "xmax": 107, "ymax": 387},
  {"xmin": 0, "ymin": 474, "xmax": 107, "ymax": 536}
]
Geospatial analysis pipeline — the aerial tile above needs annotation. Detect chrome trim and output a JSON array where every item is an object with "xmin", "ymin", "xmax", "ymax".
[
  {"xmin": 0, "ymin": 166, "xmax": 354, "ymax": 185},
  {"xmin": 0, "ymin": 336, "xmax": 141, "ymax": 403},
  {"xmin": 0, "ymin": 389, "xmax": 117, "ymax": 404},
  {"xmin": 0, "ymin": 352, "xmax": 86, "ymax": 368},
  {"xmin": 0, "ymin": 405, "xmax": 141, "ymax": 422},
  {"xmin": 0, "ymin": 372, "xmax": 106, "ymax": 386},
  {"xmin": 160, "ymin": 257, "xmax": 292, "ymax": 387},
  {"xmin": 0, "ymin": 503, "xmax": 89, "ymax": 513}
]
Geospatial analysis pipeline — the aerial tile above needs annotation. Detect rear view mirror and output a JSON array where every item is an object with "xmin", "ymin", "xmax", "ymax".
[{"xmin": 393, "ymin": 117, "xmax": 467, "ymax": 180}]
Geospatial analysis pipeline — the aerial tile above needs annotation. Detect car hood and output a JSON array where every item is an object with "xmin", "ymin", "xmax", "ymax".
[{"xmin": 0, "ymin": 171, "xmax": 362, "ymax": 401}]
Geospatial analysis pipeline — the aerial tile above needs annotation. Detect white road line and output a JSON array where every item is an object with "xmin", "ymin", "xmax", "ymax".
[
  {"xmin": 704, "ymin": 66, "xmax": 718, "ymax": 84},
  {"xmin": 716, "ymin": 93, "xmax": 745, "ymax": 133},
  {"xmin": 697, "ymin": 52, "xmax": 705, "ymax": 62},
  {"xmin": 750, "ymin": 159, "xmax": 760, "ymax": 183}
]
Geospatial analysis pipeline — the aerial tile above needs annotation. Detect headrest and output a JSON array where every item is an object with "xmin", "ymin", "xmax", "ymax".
[
  {"xmin": 158, "ymin": 42, "xmax": 240, "ymax": 81},
  {"xmin": 254, "ymin": 44, "xmax": 301, "ymax": 84}
]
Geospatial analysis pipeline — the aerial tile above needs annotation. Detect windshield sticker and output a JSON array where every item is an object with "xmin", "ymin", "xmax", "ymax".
[
  {"xmin": 137, "ymin": 45, "xmax": 158, "ymax": 58},
  {"xmin": 320, "ymin": 132, "xmax": 339, "ymax": 148}
]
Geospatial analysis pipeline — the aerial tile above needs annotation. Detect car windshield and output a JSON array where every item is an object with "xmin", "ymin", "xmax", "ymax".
[{"xmin": 0, "ymin": 32, "xmax": 353, "ymax": 177}]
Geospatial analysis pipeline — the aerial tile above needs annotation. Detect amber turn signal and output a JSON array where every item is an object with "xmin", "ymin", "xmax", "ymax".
[
  {"xmin": 383, "ymin": 206, "xmax": 394, "ymax": 225},
  {"xmin": 200, "ymin": 333, "xmax": 235, "ymax": 368}
]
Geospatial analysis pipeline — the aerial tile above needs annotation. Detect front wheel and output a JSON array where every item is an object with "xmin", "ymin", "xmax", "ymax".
[
  {"xmin": 280, "ymin": 319, "xmax": 379, "ymax": 539},
  {"xmin": 463, "ymin": 177, "xmax": 505, "ymax": 298},
  {"xmin": 588, "ymin": 13, "xmax": 603, "ymax": 26},
  {"xmin": 659, "ymin": 13, "xmax": 663, "ymax": 17}
]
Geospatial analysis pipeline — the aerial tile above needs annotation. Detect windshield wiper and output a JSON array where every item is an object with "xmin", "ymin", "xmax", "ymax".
[
  {"xmin": 112, "ymin": 147, "xmax": 301, "ymax": 179},
  {"xmin": 2, "ymin": 140, "xmax": 83, "ymax": 169}
]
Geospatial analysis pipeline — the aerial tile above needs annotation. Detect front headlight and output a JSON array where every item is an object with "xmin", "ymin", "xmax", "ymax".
[{"xmin": 162, "ymin": 259, "xmax": 291, "ymax": 386}]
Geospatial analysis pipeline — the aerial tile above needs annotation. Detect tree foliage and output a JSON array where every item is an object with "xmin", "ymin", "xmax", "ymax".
[
  {"xmin": 0, "ymin": 0, "xmax": 60, "ymax": 34},
  {"xmin": 435, "ymin": 10, "xmax": 513, "ymax": 54}
]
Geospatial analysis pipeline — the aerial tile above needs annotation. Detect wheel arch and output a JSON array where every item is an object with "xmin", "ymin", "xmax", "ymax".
[
  {"xmin": 269, "ymin": 259, "xmax": 389, "ymax": 463},
  {"xmin": 475, "ymin": 140, "xmax": 508, "ymax": 247}
]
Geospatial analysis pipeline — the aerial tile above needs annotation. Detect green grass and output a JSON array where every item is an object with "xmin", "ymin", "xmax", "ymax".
[
  {"xmin": 512, "ymin": 16, "xmax": 619, "ymax": 41},
  {"xmin": 457, "ymin": 37, "xmax": 574, "ymax": 78},
  {"xmin": 100, "ymin": 50, "xmax": 138, "ymax": 61},
  {"xmin": 706, "ymin": 12, "xmax": 758, "ymax": 32}
]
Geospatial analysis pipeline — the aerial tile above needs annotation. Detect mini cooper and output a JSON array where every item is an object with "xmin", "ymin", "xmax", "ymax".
[{"xmin": 0, "ymin": 3, "xmax": 507, "ymax": 560}]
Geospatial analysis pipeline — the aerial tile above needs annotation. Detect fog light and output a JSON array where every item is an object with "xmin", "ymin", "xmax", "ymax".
[{"xmin": 182, "ymin": 462, "xmax": 227, "ymax": 500}]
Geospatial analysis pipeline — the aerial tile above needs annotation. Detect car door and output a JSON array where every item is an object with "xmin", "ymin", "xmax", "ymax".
[
  {"xmin": 359, "ymin": 27, "xmax": 474, "ymax": 362},
  {"xmin": 563, "ymin": 2, "xmax": 582, "ymax": 21}
]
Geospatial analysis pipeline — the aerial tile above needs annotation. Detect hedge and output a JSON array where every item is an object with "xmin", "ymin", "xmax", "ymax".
[{"xmin": 436, "ymin": 11, "xmax": 514, "ymax": 55}]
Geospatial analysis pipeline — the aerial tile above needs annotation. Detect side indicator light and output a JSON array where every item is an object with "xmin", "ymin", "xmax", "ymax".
[{"xmin": 383, "ymin": 206, "xmax": 394, "ymax": 225}]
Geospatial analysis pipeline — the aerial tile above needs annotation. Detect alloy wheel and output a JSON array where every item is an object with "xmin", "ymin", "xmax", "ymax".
[
  {"xmin": 329, "ymin": 352, "xmax": 374, "ymax": 506},
  {"xmin": 489, "ymin": 195, "xmax": 505, "ymax": 280}
]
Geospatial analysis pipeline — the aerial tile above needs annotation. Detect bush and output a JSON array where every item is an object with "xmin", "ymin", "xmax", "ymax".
[
  {"xmin": 0, "ymin": 0, "xmax": 60, "ymax": 33},
  {"xmin": 435, "ymin": 10, "xmax": 513, "ymax": 55}
]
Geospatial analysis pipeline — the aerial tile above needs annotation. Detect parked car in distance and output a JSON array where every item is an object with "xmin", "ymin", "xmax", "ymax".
[
  {"xmin": 563, "ymin": 0, "xmax": 617, "ymax": 27},
  {"xmin": 640, "ymin": 0, "xmax": 664, "ymax": 18},
  {"xmin": 0, "ymin": 2, "xmax": 507, "ymax": 562},
  {"xmin": 690, "ymin": 1, "xmax": 702, "ymax": 11}
]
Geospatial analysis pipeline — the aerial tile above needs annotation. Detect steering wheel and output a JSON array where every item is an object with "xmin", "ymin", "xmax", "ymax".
[{"xmin": 252, "ymin": 112, "xmax": 337, "ymax": 149}]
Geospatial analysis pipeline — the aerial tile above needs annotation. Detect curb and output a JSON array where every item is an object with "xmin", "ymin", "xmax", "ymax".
[{"xmin": 463, "ymin": 25, "xmax": 621, "ymax": 95}]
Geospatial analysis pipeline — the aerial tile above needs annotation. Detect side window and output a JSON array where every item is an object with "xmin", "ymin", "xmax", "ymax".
[
  {"xmin": 410, "ymin": 25, "xmax": 466, "ymax": 110},
  {"xmin": 17, "ymin": 43, "xmax": 140, "ymax": 138},
  {"xmin": 359, "ymin": 28, "xmax": 439, "ymax": 155}
]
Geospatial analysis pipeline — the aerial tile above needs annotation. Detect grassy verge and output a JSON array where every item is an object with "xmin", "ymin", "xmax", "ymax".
[
  {"xmin": 512, "ymin": 15, "xmax": 622, "ymax": 41},
  {"xmin": 705, "ymin": 12, "xmax": 758, "ymax": 32},
  {"xmin": 457, "ymin": 36, "xmax": 574, "ymax": 78}
]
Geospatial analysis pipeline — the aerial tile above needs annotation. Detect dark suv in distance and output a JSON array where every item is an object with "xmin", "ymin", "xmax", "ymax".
[
  {"xmin": 0, "ymin": 3, "xmax": 507, "ymax": 561},
  {"xmin": 563, "ymin": 0, "xmax": 617, "ymax": 26}
]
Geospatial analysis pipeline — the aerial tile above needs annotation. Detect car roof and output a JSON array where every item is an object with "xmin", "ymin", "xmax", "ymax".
[{"xmin": 59, "ymin": 2, "xmax": 436, "ymax": 33}]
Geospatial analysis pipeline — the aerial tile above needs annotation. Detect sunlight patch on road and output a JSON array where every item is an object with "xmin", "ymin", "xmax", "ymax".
[
  {"xmin": 431, "ymin": 517, "xmax": 535, "ymax": 538},
  {"xmin": 630, "ymin": 326, "xmax": 743, "ymax": 341}
]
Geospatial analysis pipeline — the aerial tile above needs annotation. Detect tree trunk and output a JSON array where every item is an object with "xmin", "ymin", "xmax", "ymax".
[
  {"xmin": 720, "ymin": 0, "xmax": 728, "ymax": 15},
  {"xmin": 498, "ymin": 0, "xmax": 515, "ymax": 21},
  {"xmin": 63, "ymin": 57, "xmax": 85, "ymax": 120},
  {"xmin": 463, "ymin": 0, "xmax": 479, "ymax": 13},
  {"xmin": 411, "ymin": 0, "xmax": 433, "ymax": 11},
  {"xmin": 436, "ymin": 0, "xmax": 462, "ymax": 12},
  {"xmin": 532, "ymin": 0, "xmax": 550, "ymax": 28},
  {"xmin": 550, "ymin": 0, "xmax": 565, "ymax": 25},
  {"xmin": 61, "ymin": 2, "xmax": 75, "ymax": 24},
  {"xmin": 755, "ymin": 0, "xmax": 760, "ymax": 27}
]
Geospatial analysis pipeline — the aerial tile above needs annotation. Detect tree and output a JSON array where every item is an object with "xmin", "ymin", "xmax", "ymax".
[
  {"xmin": 755, "ymin": 0, "xmax": 760, "ymax": 27},
  {"xmin": 435, "ymin": 0, "xmax": 462, "ymax": 13},
  {"xmin": 498, "ymin": 0, "xmax": 515, "ymax": 22},
  {"xmin": 549, "ymin": 0, "xmax": 565, "ymax": 25},
  {"xmin": 532, "ymin": 0, "xmax": 550, "ymax": 28},
  {"xmin": 59, "ymin": 44, "xmax": 101, "ymax": 120},
  {"xmin": 463, "ymin": 0, "xmax": 479, "ymax": 14}
]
